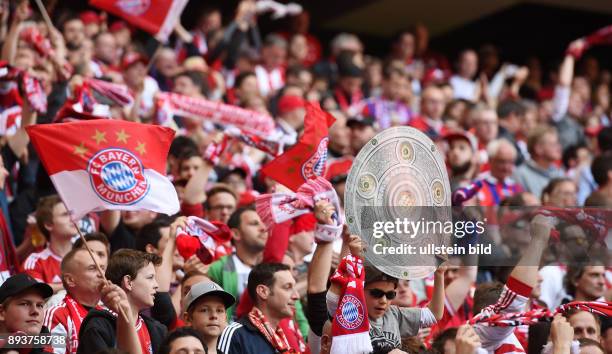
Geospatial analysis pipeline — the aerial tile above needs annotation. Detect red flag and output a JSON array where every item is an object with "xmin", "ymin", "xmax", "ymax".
[
  {"xmin": 26, "ymin": 120, "xmax": 179, "ymax": 219},
  {"xmin": 261, "ymin": 103, "xmax": 335, "ymax": 191},
  {"xmin": 89, "ymin": 0, "xmax": 188, "ymax": 42}
]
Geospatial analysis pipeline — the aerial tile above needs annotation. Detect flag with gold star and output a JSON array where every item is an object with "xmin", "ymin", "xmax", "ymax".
[
  {"xmin": 261, "ymin": 103, "xmax": 335, "ymax": 191},
  {"xmin": 26, "ymin": 120, "xmax": 180, "ymax": 219}
]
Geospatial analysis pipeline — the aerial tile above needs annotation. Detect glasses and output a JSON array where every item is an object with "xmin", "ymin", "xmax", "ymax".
[{"xmin": 368, "ymin": 289, "xmax": 397, "ymax": 300}]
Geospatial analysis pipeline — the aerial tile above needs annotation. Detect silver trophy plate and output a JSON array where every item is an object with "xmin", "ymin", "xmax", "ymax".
[{"xmin": 345, "ymin": 127, "xmax": 452, "ymax": 280}]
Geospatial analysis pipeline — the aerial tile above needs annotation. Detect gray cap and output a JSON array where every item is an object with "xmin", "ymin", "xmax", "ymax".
[{"xmin": 183, "ymin": 281, "xmax": 236, "ymax": 311}]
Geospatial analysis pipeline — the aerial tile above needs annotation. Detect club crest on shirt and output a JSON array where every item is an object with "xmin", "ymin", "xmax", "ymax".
[
  {"xmin": 88, "ymin": 148, "xmax": 149, "ymax": 205},
  {"xmin": 336, "ymin": 294, "xmax": 365, "ymax": 330},
  {"xmin": 117, "ymin": 0, "xmax": 151, "ymax": 16},
  {"xmin": 302, "ymin": 137, "xmax": 328, "ymax": 180}
]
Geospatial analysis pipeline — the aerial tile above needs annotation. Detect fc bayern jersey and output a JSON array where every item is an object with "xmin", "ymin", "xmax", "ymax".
[{"xmin": 23, "ymin": 247, "xmax": 62, "ymax": 284}]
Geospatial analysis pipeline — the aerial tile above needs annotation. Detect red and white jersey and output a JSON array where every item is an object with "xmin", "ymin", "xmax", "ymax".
[
  {"xmin": 23, "ymin": 247, "xmax": 62, "ymax": 284},
  {"xmin": 44, "ymin": 295, "xmax": 93, "ymax": 354},
  {"xmin": 474, "ymin": 276, "xmax": 532, "ymax": 354},
  {"xmin": 254, "ymin": 65, "xmax": 284, "ymax": 97}
]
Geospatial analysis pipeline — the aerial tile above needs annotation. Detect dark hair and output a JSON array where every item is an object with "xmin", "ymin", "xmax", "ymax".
[
  {"xmin": 169, "ymin": 136, "xmax": 198, "ymax": 158},
  {"xmin": 541, "ymin": 177, "xmax": 574, "ymax": 202},
  {"xmin": 286, "ymin": 65, "xmax": 308, "ymax": 79},
  {"xmin": 565, "ymin": 308, "xmax": 601, "ymax": 331},
  {"xmin": 584, "ymin": 191, "xmax": 612, "ymax": 207},
  {"xmin": 204, "ymin": 184, "xmax": 237, "ymax": 210},
  {"xmin": 496, "ymin": 100, "xmax": 526, "ymax": 119},
  {"xmin": 561, "ymin": 144, "xmax": 587, "ymax": 170},
  {"xmin": 35, "ymin": 194, "xmax": 63, "ymax": 240},
  {"xmin": 563, "ymin": 263, "xmax": 604, "ymax": 298},
  {"xmin": 136, "ymin": 216, "xmax": 174, "ymax": 252},
  {"xmin": 247, "ymin": 263, "xmax": 291, "ymax": 303},
  {"xmin": 159, "ymin": 327, "xmax": 207, "ymax": 354},
  {"xmin": 591, "ymin": 151, "xmax": 612, "ymax": 186},
  {"xmin": 227, "ymin": 206, "xmax": 255, "ymax": 230},
  {"xmin": 597, "ymin": 127, "xmax": 612, "ymax": 152},
  {"xmin": 105, "ymin": 249, "xmax": 162, "ymax": 287},
  {"xmin": 578, "ymin": 338, "xmax": 604, "ymax": 352},
  {"xmin": 235, "ymin": 71, "xmax": 256, "ymax": 89},
  {"xmin": 431, "ymin": 327, "xmax": 458, "ymax": 354},
  {"xmin": 473, "ymin": 281, "xmax": 504, "ymax": 315},
  {"xmin": 174, "ymin": 70, "xmax": 208, "ymax": 96},
  {"xmin": 73, "ymin": 232, "xmax": 110, "ymax": 255},
  {"xmin": 180, "ymin": 270, "xmax": 209, "ymax": 288}
]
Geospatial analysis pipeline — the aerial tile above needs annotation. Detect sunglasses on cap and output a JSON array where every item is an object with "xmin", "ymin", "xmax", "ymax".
[{"xmin": 368, "ymin": 289, "xmax": 397, "ymax": 300}]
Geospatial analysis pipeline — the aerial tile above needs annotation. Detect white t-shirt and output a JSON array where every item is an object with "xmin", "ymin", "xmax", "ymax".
[
  {"xmin": 232, "ymin": 254, "xmax": 252, "ymax": 299},
  {"xmin": 450, "ymin": 75, "xmax": 478, "ymax": 101}
]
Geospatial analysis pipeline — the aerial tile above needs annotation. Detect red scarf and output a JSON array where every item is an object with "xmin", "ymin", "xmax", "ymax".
[
  {"xmin": 470, "ymin": 300, "xmax": 612, "ymax": 327},
  {"xmin": 248, "ymin": 307, "xmax": 297, "ymax": 353},
  {"xmin": 334, "ymin": 88, "xmax": 362, "ymax": 112},
  {"xmin": 64, "ymin": 294, "xmax": 92, "ymax": 354},
  {"xmin": 136, "ymin": 316, "xmax": 153, "ymax": 354},
  {"xmin": 329, "ymin": 255, "xmax": 372, "ymax": 354}
]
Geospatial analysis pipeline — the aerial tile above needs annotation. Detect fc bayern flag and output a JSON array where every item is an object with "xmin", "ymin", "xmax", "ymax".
[
  {"xmin": 89, "ymin": 0, "xmax": 188, "ymax": 42},
  {"xmin": 261, "ymin": 103, "xmax": 335, "ymax": 191},
  {"xmin": 26, "ymin": 120, "xmax": 180, "ymax": 219}
]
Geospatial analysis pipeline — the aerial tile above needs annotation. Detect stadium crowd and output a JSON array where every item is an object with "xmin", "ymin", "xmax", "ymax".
[{"xmin": 0, "ymin": 0, "xmax": 610, "ymax": 353}]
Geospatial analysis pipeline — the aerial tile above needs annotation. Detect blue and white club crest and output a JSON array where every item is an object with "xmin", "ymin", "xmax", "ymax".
[
  {"xmin": 336, "ymin": 294, "xmax": 365, "ymax": 330},
  {"xmin": 88, "ymin": 148, "xmax": 149, "ymax": 205}
]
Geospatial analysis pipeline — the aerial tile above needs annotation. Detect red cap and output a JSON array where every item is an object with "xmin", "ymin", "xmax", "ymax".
[
  {"xmin": 290, "ymin": 213, "xmax": 316, "ymax": 236},
  {"xmin": 277, "ymin": 95, "xmax": 305, "ymax": 115},
  {"xmin": 443, "ymin": 130, "xmax": 477, "ymax": 151},
  {"xmin": 585, "ymin": 125, "xmax": 602, "ymax": 137},
  {"xmin": 422, "ymin": 68, "xmax": 450, "ymax": 86},
  {"xmin": 324, "ymin": 157, "xmax": 353, "ymax": 183},
  {"xmin": 109, "ymin": 21, "xmax": 129, "ymax": 33},
  {"xmin": 80, "ymin": 11, "xmax": 100, "ymax": 25},
  {"xmin": 121, "ymin": 52, "xmax": 148, "ymax": 70}
]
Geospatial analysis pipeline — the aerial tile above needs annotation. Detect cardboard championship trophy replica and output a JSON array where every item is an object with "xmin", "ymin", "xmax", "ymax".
[{"xmin": 345, "ymin": 126, "xmax": 452, "ymax": 279}]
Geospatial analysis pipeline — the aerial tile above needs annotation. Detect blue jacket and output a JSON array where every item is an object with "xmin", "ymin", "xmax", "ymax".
[{"xmin": 217, "ymin": 317, "xmax": 277, "ymax": 354}]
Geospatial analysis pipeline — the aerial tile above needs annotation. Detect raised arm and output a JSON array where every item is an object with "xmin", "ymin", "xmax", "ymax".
[
  {"xmin": 508, "ymin": 214, "xmax": 553, "ymax": 289},
  {"xmin": 445, "ymin": 265, "xmax": 477, "ymax": 314},
  {"xmin": 307, "ymin": 200, "xmax": 336, "ymax": 294},
  {"xmin": 427, "ymin": 265, "xmax": 446, "ymax": 321}
]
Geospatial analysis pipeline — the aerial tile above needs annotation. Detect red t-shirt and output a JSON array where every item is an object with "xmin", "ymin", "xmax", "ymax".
[{"xmin": 23, "ymin": 246, "xmax": 62, "ymax": 284}]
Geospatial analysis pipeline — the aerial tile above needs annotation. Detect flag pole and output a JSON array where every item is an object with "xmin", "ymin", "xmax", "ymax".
[
  {"xmin": 70, "ymin": 217, "xmax": 130, "ymax": 320},
  {"xmin": 33, "ymin": 0, "xmax": 55, "ymax": 31}
]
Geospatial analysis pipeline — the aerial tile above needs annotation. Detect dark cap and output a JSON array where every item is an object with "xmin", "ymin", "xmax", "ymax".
[
  {"xmin": 183, "ymin": 281, "xmax": 236, "ymax": 311},
  {"xmin": 364, "ymin": 263, "xmax": 398, "ymax": 286},
  {"xmin": 0, "ymin": 274, "xmax": 53, "ymax": 303},
  {"xmin": 346, "ymin": 114, "xmax": 376, "ymax": 128}
]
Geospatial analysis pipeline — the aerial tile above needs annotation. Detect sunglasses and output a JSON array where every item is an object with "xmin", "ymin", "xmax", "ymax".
[{"xmin": 368, "ymin": 289, "xmax": 397, "ymax": 300}]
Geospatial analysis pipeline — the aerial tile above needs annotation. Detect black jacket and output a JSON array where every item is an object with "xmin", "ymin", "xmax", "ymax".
[
  {"xmin": 76, "ymin": 309, "xmax": 167, "ymax": 354},
  {"xmin": 217, "ymin": 317, "xmax": 276, "ymax": 354}
]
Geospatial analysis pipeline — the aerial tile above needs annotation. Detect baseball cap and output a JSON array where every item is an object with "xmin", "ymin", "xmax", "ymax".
[
  {"xmin": 121, "ymin": 52, "xmax": 148, "ymax": 71},
  {"xmin": 443, "ymin": 130, "xmax": 478, "ymax": 151},
  {"xmin": 364, "ymin": 263, "xmax": 398, "ymax": 286},
  {"xmin": 346, "ymin": 113, "xmax": 376, "ymax": 128},
  {"xmin": 0, "ymin": 274, "xmax": 53, "ymax": 303},
  {"xmin": 183, "ymin": 281, "xmax": 235, "ymax": 311},
  {"xmin": 80, "ymin": 11, "xmax": 100, "ymax": 26}
]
